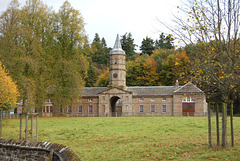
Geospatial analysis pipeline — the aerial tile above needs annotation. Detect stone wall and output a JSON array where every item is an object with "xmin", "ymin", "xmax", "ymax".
[{"xmin": 0, "ymin": 138, "xmax": 80, "ymax": 161}]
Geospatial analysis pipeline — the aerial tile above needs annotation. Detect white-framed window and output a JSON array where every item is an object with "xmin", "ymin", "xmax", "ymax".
[
  {"xmin": 150, "ymin": 105, "xmax": 155, "ymax": 112},
  {"xmin": 162, "ymin": 98, "xmax": 166, "ymax": 101},
  {"xmin": 78, "ymin": 106, "xmax": 82, "ymax": 113},
  {"xmin": 88, "ymin": 105, "xmax": 93, "ymax": 113},
  {"xmin": 162, "ymin": 105, "xmax": 166, "ymax": 113},
  {"xmin": 139, "ymin": 98, "xmax": 144, "ymax": 102},
  {"xmin": 182, "ymin": 97, "xmax": 194, "ymax": 102},
  {"xmin": 45, "ymin": 99, "xmax": 52, "ymax": 103},
  {"xmin": 139, "ymin": 105, "xmax": 144, "ymax": 112},
  {"xmin": 150, "ymin": 98, "xmax": 155, "ymax": 101},
  {"xmin": 88, "ymin": 98, "xmax": 93, "ymax": 102},
  {"xmin": 67, "ymin": 106, "xmax": 71, "ymax": 113}
]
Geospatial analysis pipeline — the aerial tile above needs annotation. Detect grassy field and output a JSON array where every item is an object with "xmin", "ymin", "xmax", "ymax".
[{"xmin": 2, "ymin": 117, "xmax": 240, "ymax": 160}]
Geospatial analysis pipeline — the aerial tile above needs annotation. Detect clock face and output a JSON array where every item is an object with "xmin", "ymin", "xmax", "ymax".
[{"xmin": 113, "ymin": 73, "xmax": 118, "ymax": 78}]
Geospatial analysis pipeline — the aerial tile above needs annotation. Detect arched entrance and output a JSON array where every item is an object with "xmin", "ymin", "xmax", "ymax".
[{"xmin": 110, "ymin": 96, "xmax": 122, "ymax": 117}]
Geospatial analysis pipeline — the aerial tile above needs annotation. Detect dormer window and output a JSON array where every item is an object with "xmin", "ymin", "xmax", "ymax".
[
  {"xmin": 88, "ymin": 98, "xmax": 93, "ymax": 102},
  {"xmin": 150, "ymin": 98, "xmax": 155, "ymax": 101}
]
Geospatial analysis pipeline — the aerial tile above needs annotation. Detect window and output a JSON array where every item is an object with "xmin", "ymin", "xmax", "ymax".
[
  {"xmin": 139, "ymin": 98, "xmax": 144, "ymax": 102},
  {"xmin": 162, "ymin": 98, "xmax": 166, "ymax": 101},
  {"xmin": 67, "ymin": 106, "xmax": 71, "ymax": 113},
  {"xmin": 50, "ymin": 106, "xmax": 53, "ymax": 113},
  {"xmin": 182, "ymin": 97, "xmax": 194, "ymax": 102},
  {"xmin": 150, "ymin": 105, "xmax": 155, "ymax": 112},
  {"xmin": 162, "ymin": 105, "xmax": 166, "ymax": 113},
  {"xmin": 78, "ymin": 106, "xmax": 82, "ymax": 113},
  {"xmin": 45, "ymin": 99, "xmax": 52, "ymax": 103},
  {"xmin": 88, "ymin": 98, "xmax": 93, "ymax": 102},
  {"xmin": 150, "ymin": 98, "xmax": 155, "ymax": 101},
  {"xmin": 115, "ymin": 58, "xmax": 117, "ymax": 64},
  {"xmin": 88, "ymin": 106, "xmax": 93, "ymax": 113},
  {"xmin": 139, "ymin": 105, "xmax": 144, "ymax": 112}
]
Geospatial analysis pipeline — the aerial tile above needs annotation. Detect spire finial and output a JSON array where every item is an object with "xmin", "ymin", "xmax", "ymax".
[
  {"xmin": 113, "ymin": 34, "xmax": 122, "ymax": 49},
  {"xmin": 110, "ymin": 34, "xmax": 125, "ymax": 55}
]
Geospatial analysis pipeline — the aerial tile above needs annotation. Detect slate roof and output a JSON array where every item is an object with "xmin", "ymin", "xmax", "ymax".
[
  {"xmin": 173, "ymin": 82, "xmax": 203, "ymax": 93},
  {"xmin": 82, "ymin": 83, "xmax": 203, "ymax": 97},
  {"xmin": 126, "ymin": 86, "xmax": 177, "ymax": 96},
  {"xmin": 82, "ymin": 87, "xmax": 107, "ymax": 96}
]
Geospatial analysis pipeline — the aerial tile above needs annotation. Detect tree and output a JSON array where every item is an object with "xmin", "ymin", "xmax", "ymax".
[
  {"xmin": 85, "ymin": 59, "xmax": 98, "ymax": 87},
  {"xmin": 0, "ymin": 61, "xmax": 19, "ymax": 136},
  {"xmin": 0, "ymin": 0, "xmax": 53, "ymax": 112},
  {"xmin": 155, "ymin": 33, "xmax": 174, "ymax": 49},
  {"xmin": 0, "ymin": 0, "xmax": 89, "ymax": 112},
  {"xmin": 121, "ymin": 33, "xmax": 137, "ymax": 60},
  {"xmin": 140, "ymin": 36, "xmax": 155, "ymax": 55},
  {"xmin": 51, "ymin": 0, "xmax": 88, "ymax": 109},
  {"xmin": 159, "ymin": 0, "xmax": 240, "ymax": 147},
  {"xmin": 91, "ymin": 33, "xmax": 110, "ymax": 65},
  {"xmin": 0, "ymin": 62, "xmax": 19, "ymax": 110},
  {"xmin": 95, "ymin": 68, "xmax": 109, "ymax": 87}
]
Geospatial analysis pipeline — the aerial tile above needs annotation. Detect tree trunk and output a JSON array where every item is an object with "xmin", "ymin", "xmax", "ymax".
[{"xmin": 208, "ymin": 103, "xmax": 212, "ymax": 147}]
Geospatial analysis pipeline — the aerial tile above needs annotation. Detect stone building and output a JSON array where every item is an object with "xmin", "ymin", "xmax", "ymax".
[{"xmin": 42, "ymin": 35, "xmax": 207, "ymax": 117}]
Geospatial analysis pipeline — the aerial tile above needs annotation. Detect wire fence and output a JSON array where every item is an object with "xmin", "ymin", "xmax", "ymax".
[{"xmin": 2, "ymin": 112, "xmax": 209, "ymax": 119}]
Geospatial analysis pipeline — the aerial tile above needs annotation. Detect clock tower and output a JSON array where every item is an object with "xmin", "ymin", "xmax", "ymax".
[{"xmin": 109, "ymin": 34, "xmax": 126, "ymax": 88}]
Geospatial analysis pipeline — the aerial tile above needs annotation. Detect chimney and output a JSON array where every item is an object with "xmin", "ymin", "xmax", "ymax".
[{"xmin": 175, "ymin": 80, "xmax": 179, "ymax": 87}]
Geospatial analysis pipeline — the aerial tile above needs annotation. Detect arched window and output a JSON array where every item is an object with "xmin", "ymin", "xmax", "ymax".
[{"xmin": 182, "ymin": 97, "xmax": 194, "ymax": 102}]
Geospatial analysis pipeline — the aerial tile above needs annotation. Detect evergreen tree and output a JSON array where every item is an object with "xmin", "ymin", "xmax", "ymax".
[
  {"xmin": 121, "ymin": 33, "xmax": 137, "ymax": 60},
  {"xmin": 93, "ymin": 33, "xmax": 101, "ymax": 42},
  {"xmin": 155, "ymin": 33, "xmax": 174, "ymax": 49},
  {"xmin": 85, "ymin": 59, "xmax": 98, "ymax": 87},
  {"xmin": 140, "ymin": 36, "xmax": 155, "ymax": 55},
  {"xmin": 91, "ymin": 33, "xmax": 110, "ymax": 65}
]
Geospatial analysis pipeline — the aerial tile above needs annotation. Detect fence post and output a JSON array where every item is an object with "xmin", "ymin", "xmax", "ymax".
[
  {"xmin": 31, "ymin": 114, "xmax": 33, "ymax": 140},
  {"xmin": 222, "ymin": 102, "xmax": 227, "ymax": 148},
  {"xmin": 25, "ymin": 114, "xmax": 28, "ymax": 141},
  {"xmin": 230, "ymin": 102, "xmax": 234, "ymax": 147},
  {"xmin": 216, "ymin": 103, "xmax": 220, "ymax": 146},
  {"xmin": 0, "ymin": 109, "xmax": 2, "ymax": 137},
  {"xmin": 20, "ymin": 114, "xmax": 22, "ymax": 140},
  {"xmin": 36, "ymin": 114, "xmax": 38, "ymax": 142}
]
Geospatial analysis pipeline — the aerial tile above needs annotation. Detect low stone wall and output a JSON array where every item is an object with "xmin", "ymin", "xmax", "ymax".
[{"xmin": 0, "ymin": 138, "xmax": 80, "ymax": 161}]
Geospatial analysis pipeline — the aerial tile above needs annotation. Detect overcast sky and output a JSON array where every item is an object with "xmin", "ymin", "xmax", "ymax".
[{"xmin": 0, "ymin": 0, "xmax": 181, "ymax": 50}]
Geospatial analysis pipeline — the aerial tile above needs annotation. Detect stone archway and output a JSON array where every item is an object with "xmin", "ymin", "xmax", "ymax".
[{"xmin": 110, "ymin": 96, "xmax": 122, "ymax": 117}]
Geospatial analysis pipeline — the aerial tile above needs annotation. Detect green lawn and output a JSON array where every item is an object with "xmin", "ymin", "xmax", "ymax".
[{"xmin": 2, "ymin": 117, "xmax": 240, "ymax": 160}]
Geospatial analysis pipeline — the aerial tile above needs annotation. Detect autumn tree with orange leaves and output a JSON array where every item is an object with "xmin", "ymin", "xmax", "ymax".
[
  {"xmin": 0, "ymin": 62, "xmax": 19, "ymax": 110},
  {"xmin": 0, "ymin": 61, "xmax": 19, "ymax": 137}
]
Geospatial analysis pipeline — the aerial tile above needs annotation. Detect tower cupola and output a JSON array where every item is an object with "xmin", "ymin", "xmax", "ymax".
[{"xmin": 109, "ymin": 34, "xmax": 126, "ymax": 88}]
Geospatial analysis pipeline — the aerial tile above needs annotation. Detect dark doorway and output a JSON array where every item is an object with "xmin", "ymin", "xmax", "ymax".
[
  {"xmin": 110, "ymin": 96, "xmax": 122, "ymax": 117},
  {"xmin": 182, "ymin": 103, "xmax": 195, "ymax": 116}
]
